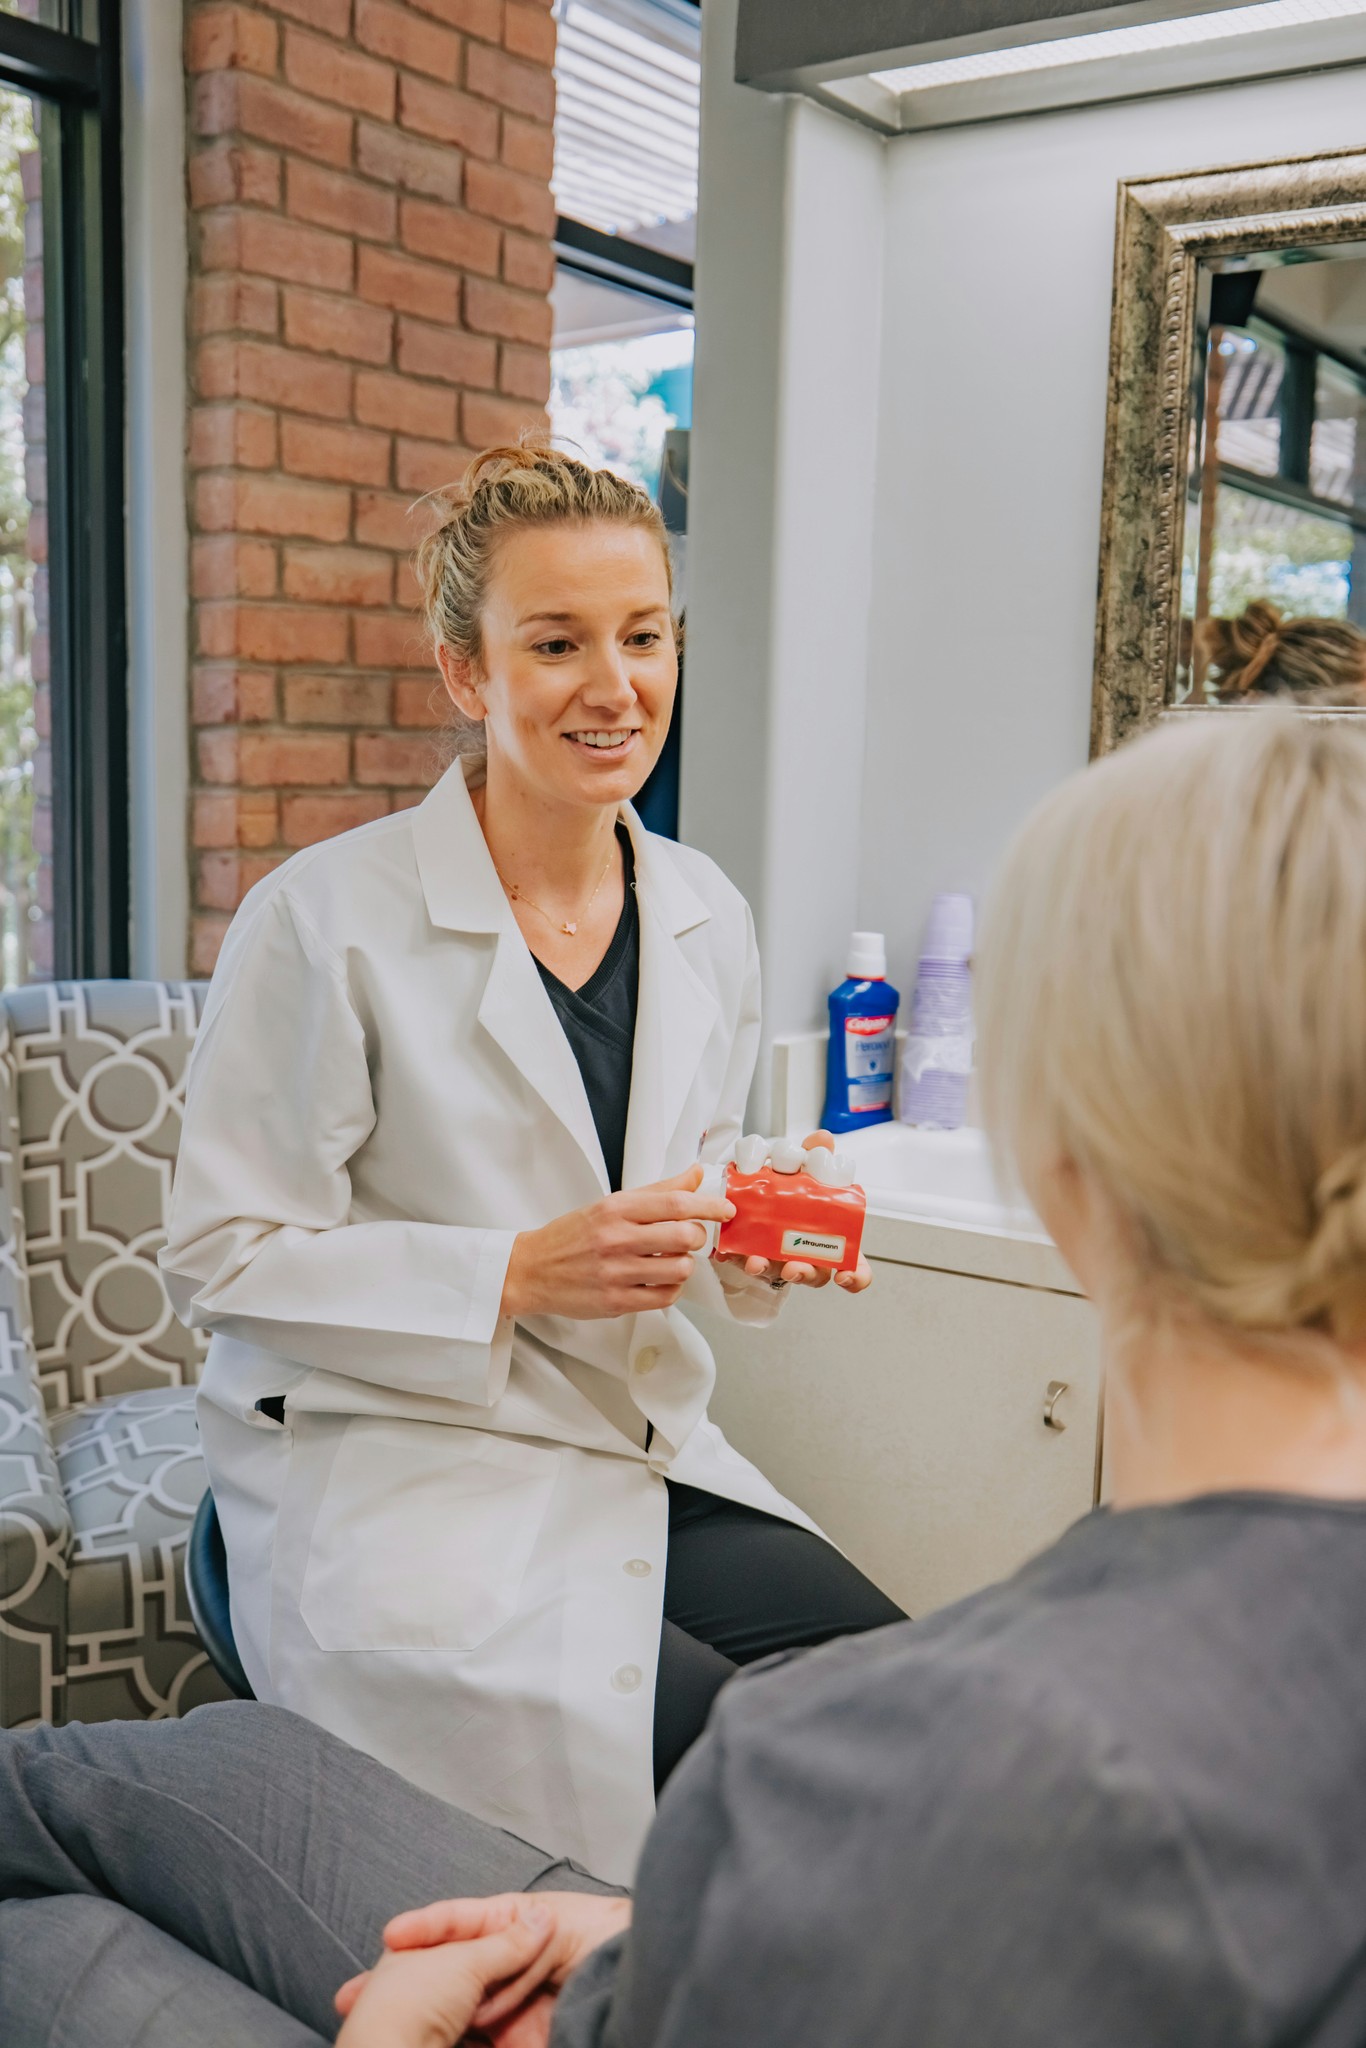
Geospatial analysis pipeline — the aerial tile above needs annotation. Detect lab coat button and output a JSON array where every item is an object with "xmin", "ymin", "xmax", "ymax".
[
  {"xmin": 632, "ymin": 1345, "xmax": 660, "ymax": 1375},
  {"xmin": 612, "ymin": 1663, "xmax": 643, "ymax": 1693},
  {"xmin": 623, "ymin": 1558, "xmax": 652, "ymax": 1577}
]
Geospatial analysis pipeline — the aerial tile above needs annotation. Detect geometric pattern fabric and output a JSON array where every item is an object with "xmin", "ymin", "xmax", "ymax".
[{"xmin": 0, "ymin": 982, "xmax": 230, "ymax": 1727}]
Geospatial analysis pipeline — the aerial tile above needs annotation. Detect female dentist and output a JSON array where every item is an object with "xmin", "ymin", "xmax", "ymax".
[{"xmin": 161, "ymin": 443, "xmax": 901, "ymax": 1887}]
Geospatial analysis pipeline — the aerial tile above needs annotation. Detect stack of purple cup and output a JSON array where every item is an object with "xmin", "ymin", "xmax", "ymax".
[{"xmin": 898, "ymin": 893, "xmax": 974, "ymax": 1131}]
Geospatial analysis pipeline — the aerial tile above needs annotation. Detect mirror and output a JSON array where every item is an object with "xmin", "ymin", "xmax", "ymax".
[{"xmin": 1092, "ymin": 149, "xmax": 1366, "ymax": 754}]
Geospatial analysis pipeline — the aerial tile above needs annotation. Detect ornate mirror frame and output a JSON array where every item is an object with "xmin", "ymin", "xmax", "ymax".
[{"xmin": 1091, "ymin": 146, "xmax": 1366, "ymax": 757}]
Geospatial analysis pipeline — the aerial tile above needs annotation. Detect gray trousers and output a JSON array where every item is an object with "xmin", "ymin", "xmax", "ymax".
[{"xmin": 0, "ymin": 1702, "xmax": 623, "ymax": 2048}]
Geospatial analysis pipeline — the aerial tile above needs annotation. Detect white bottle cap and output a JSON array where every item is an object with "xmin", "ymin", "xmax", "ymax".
[{"xmin": 847, "ymin": 931, "xmax": 886, "ymax": 980}]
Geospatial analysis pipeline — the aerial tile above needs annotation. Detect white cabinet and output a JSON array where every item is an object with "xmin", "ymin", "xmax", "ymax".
[{"xmin": 690, "ymin": 1223, "xmax": 1102, "ymax": 1618}]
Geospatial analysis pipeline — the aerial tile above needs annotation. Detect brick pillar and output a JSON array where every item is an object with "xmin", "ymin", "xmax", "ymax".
[{"xmin": 185, "ymin": 0, "xmax": 556, "ymax": 973}]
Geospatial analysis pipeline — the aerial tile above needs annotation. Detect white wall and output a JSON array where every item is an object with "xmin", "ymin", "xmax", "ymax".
[
  {"xmin": 685, "ymin": 0, "xmax": 884, "ymax": 1103},
  {"xmin": 862, "ymin": 63, "xmax": 1366, "ymax": 979},
  {"xmin": 688, "ymin": 20, "xmax": 1366, "ymax": 1063}
]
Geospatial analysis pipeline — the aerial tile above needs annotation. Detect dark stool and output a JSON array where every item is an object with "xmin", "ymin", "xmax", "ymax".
[{"xmin": 186, "ymin": 1490, "xmax": 256, "ymax": 1701}]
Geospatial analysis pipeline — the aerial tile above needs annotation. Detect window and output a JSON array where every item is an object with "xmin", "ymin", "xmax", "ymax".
[
  {"xmin": 550, "ymin": 0, "xmax": 697, "ymax": 508},
  {"xmin": 550, "ymin": 0, "xmax": 699, "ymax": 836},
  {"xmin": 0, "ymin": 0, "xmax": 125, "ymax": 981}
]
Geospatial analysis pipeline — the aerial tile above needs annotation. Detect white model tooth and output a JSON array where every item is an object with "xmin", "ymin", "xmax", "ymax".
[
  {"xmin": 830, "ymin": 1151, "xmax": 856, "ymax": 1186},
  {"xmin": 770, "ymin": 1138, "xmax": 805, "ymax": 1174},
  {"xmin": 803, "ymin": 1145, "xmax": 838, "ymax": 1183},
  {"xmin": 734, "ymin": 1133, "xmax": 767, "ymax": 1175}
]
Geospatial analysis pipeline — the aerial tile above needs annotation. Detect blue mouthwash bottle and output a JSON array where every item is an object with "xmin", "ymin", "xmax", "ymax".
[{"xmin": 821, "ymin": 931, "xmax": 900, "ymax": 1135}]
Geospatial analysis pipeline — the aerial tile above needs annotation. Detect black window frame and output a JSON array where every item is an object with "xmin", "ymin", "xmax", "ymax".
[{"xmin": 0, "ymin": 0, "xmax": 126, "ymax": 979}]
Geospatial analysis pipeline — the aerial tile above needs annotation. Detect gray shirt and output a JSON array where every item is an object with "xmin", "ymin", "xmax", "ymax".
[{"xmin": 554, "ymin": 1495, "xmax": 1366, "ymax": 2048}]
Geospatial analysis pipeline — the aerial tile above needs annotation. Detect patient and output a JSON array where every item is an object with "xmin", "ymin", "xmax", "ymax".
[{"xmin": 5, "ymin": 707, "xmax": 1366, "ymax": 2047}]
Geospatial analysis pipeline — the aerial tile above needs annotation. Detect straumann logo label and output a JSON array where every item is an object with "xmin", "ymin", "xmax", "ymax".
[{"xmin": 780, "ymin": 1229, "xmax": 845, "ymax": 1260}]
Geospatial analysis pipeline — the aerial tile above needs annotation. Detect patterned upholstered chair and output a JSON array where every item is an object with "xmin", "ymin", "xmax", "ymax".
[{"xmin": 0, "ymin": 981, "xmax": 231, "ymax": 1728}]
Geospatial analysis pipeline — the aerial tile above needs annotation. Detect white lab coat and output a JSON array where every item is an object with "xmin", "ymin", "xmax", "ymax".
[{"xmin": 161, "ymin": 757, "xmax": 816, "ymax": 1884}]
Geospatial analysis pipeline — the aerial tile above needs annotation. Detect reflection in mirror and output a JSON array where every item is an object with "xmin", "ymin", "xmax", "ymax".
[{"xmin": 1180, "ymin": 246, "xmax": 1366, "ymax": 708}]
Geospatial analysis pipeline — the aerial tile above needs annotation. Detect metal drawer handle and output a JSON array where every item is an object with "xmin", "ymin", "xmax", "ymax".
[{"xmin": 1043, "ymin": 1380, "xmax": 1068, "ymax": 1431}]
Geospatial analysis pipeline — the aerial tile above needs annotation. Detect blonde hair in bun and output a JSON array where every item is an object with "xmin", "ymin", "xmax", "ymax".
[
  {"xmin": 414, "ymin": 437, "xmax": 677, "ymax": 761},
  {"xmin": 978, "ymin": 710, "xmax": 1366, "ymax": 1343}
]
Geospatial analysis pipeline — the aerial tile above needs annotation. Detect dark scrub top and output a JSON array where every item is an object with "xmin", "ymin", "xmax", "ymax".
[
  {"xmin": 536, "ymin": 824, "xmax": 638, "ymax": 1192},
  {"xmin": 551, "ymin": 1493, "xmax": 1366, "ymax": 2048}
]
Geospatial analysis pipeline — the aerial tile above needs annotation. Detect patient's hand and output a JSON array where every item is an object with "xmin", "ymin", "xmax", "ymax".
[
  {"xmin": 334, "ymin": 1900, "xmax": 553, "ymax": 2048},
  {"xmin": 335, "ymin": 1892, "xmax": 632, "ymax": 2048}
]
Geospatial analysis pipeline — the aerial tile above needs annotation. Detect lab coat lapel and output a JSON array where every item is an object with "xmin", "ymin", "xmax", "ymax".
[
  {"xmin": 412, "ymin": 761, "xmax": 610, "ymax": 1194},
  {"xmin": 622, "ymin": 809, "xmax": 718, "ymax": 1190}
]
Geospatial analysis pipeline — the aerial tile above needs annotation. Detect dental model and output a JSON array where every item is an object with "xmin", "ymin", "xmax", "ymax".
[{"xmin": 698, "ymin": 1134, "xmax": 866, "ymax": 1275}]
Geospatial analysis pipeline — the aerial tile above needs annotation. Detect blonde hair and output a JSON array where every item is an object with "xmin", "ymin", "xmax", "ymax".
[
  {"xmin": 977, "ymin": 711, "xmax": 1366, "ymax": 1341},
  {"xmin": 1197, "ymin": 599, "xmax": 1366, "ymax": 704},
  {"xmin": 414, "ymin": 439, "xmax": 676, "ymax": 760}
]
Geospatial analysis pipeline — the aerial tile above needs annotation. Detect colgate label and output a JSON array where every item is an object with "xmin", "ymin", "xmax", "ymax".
[{"xmin": 844, "ymin": 1015, "xmax": 894, "ymax": 1108}]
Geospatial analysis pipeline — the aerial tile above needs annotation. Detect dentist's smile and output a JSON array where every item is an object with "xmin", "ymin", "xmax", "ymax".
[{"xmin": 564, "ymin": 729, "xmax": 640, "ymax": 758}]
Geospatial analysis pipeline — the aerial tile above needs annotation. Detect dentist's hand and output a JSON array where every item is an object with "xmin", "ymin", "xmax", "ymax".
[{"xmin": 501, "ymin": 1166, "xmax": 734, "ymax": 1321}]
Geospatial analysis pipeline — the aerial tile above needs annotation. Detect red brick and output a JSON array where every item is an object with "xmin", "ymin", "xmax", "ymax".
[
  {"xmin": 463, "ymin": 389, "xmax": 541, "ymax": 445},
  {"xmin": 397, "ymin": 315, "xmax": 496, "ymax": 388},
  {"xmin": 198, "ymin": 730, "xmax": 241, "ymax": 784},
  {"xmin": 394, "ymin": 554, "xmax": 422, "ymax": 610},
  {"xmin": 192, "ymin": 666, "xmax": 279, "ymax": 723},
  {"xmin": 354, "ymin": 610, "xmax": 434, "ymax": 668},
  {"xmin": 281, "ymin": 414, "xmax": 392, "ymax": 486},
  {"xmin": 196, "ymin": 337, "xmax": 354, "ymax": 419},
  {"xmin": 356, "ymin": 368, "xmax": 457, "ymax": 439},
  {"xmin": 355, "ymin": 488, "xmax": 444, "ymax": 551},
  {"xmin": 411, "ymin": 0, "xmax": 501, "ymax": 40},
  {"xmin": 281, "ymin": 791, "xmax": 390, "ymax": 845},
  {"xmin": 192, "ymin": 916, "xmax": 232, "ymax": 974},
  {"xmin": 355, "ymin": 732, "xmax": 441, "ymax": 784},
  {"xmin": 466, "ymin": 41, "xmax": 554, "ymax": 123},
  {"xmin": 399, "ymin": 196, "xmax": 500, "ymax": 274},
  {"xmin": 198, "ymin": 851, "xmax": 283, "ymax": 912},
  {"xmin": 196, "ymin": 473, "xmax": 352, "ymax": 542},
  {"xmin": 501, "ymin": 113, "xmax": 553, "ymax": 182},
  {"xmin": 284, "ymin": 673, "xmax": 393, "ymax": 724},
  {"xmin": 499, "ymin": 340, "xmax": 549, "ymax": 404},
  {"xmin": 240, "ymin": 732, "xmax": 352, "ymax": 785},
  {"xmin": 395, "ymin": 436, "xmax": 471, "ymax": 495},
  {"xmin": 268, "ymin": 0, "xmax": 352, "ymax": 30},
  {"xmin": 356, "ymin": 0, "xmax": 460, "ymax": 81},
  {"xmin": 503, "ymin": 1, "xmax": 555, "ymax": 66},
  {"xmin": 358, "ymin": 245, "xmax": 460, "ymax": 323},
  {"xmin": 388, "ymin": 785, "xmax": 433, "ymax": 813},
  {"xmin": 355, "ymin": 120, "xmax": 463, "ymax": 202},
  {"xmin": 192, "ymin": 792, "xmax": 241, "ymax": 849},
  {"xmin": 185, "ymin": 4, "xmax": 279, "ymax": 76},
  {"xmin": 394, "ymin": 674, "xmax": 447, "ymax": 726},
  {"xmin": 202, "ymin": 211, "xmax": 355, "ymax": 293},
  {"xmin": 198, "ymin": 603, "xmax": 352, "ymax": 665},
  {"xmin": 192, "ymin": 272, "xmax": 279, "ymax": 338},
  {"xmin": 286, "ymin": 160, "xmax": 398, "ymax": 244},
  {"xmin": 195, "ymin": 73, "xmax": 354, "ymax": 169},
  {"xmin": 283, "ymin": 544, "xmax": 393, "ymax": 606},
  {"xmin": 190, "ymin": 404, "xmax": 278, "ymax": 471},
  {"xmin": 284, "ymin": 27, "xmax": 397, "ymax": 120},
  {"xmin": 465, "ymin": 158, "xmax": 553, "ymax": 237},
  {"xmin": 398, "ymin": 73, "xmax": 499, "ymax": 156},
  {"xmin": 282, "ymin": 288, "xmax": 393, "ymax": 368},
  {"xmin": 189, "ymin": 140, "xmax": 282, "ymax": 210},
  {"xmin": 192, "ymin": 537, "xmax": 279, "ymax": 601},
  {"xmin": 502, "ymin": 229, "xmax": 554, "ymax": 294},
  {"xmin": 464, "ymin": 274, "xmax": 551, "ymax": 346}
]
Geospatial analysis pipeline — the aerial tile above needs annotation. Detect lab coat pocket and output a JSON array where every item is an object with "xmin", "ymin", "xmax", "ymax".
[{"xmin": 298, "ymin": 1419, "xmax": 559, "ymax": 1653}]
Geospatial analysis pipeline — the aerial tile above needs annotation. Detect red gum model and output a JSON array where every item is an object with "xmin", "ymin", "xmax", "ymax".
[{"xmin": 715, "ymin": 1162, "xmax": 867, "ymax": 1274}]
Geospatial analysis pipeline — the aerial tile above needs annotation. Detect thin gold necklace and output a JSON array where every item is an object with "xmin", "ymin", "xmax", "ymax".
[{"xmin": 497, "ymin": 842, "xmax": 616, "ymax": 937}]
